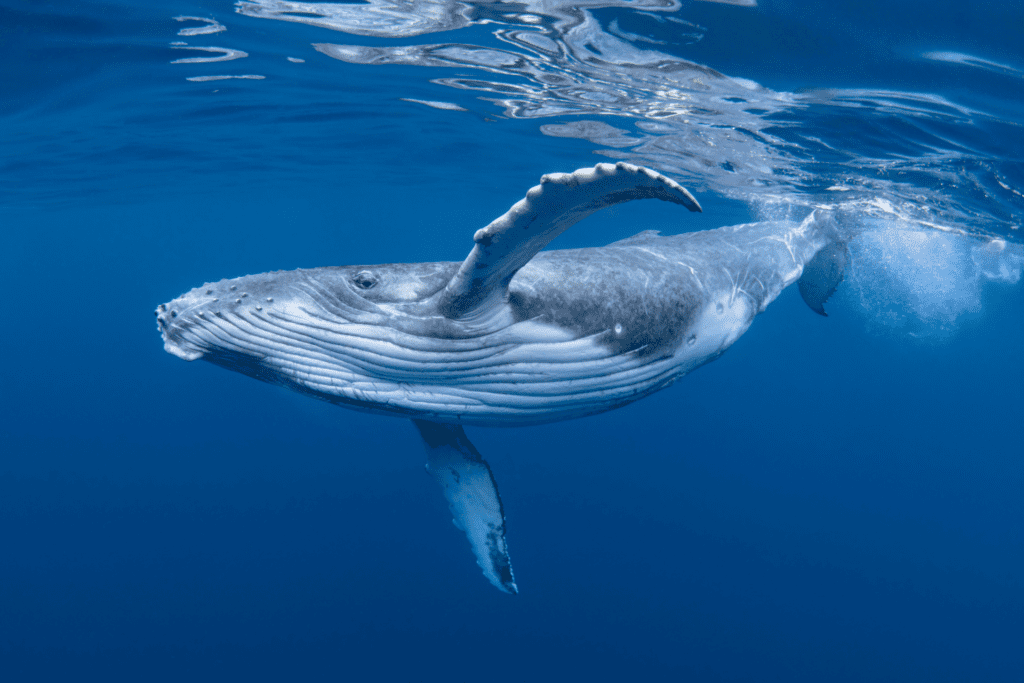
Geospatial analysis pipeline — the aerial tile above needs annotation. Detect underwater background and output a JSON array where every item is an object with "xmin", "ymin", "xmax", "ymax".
[{"xmin": 2, "ymin": 0, "xmax": 1022, "ymax": 679}]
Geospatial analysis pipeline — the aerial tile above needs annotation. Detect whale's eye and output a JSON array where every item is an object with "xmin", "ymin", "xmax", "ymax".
[{"xmin": 353, "ymin": 270, "xmax": 377, "ymax": 290}]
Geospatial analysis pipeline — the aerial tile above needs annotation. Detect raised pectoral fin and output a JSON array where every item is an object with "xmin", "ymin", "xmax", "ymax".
[
  {"xmin": 413, "ymin": 420, "xmax": 517, "ymax": 594},
  {"xmin": 435, "ymin": 162, "xmax": 701, "ymax": 319}
]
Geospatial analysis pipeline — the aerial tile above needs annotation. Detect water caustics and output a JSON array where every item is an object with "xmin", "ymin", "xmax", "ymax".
[
  {"xmin": 233, "ymin": 0, "xmax": 1023, "ymax": 334},
  {"xmin": 171, "ymin": 15, "xmax": 265, "ymax": 81}
]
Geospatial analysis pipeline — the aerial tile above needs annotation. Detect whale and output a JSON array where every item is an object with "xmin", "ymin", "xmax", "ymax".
[{"xmin": 156, "ymin": 162, "xmax": 845, "ymax": 593}]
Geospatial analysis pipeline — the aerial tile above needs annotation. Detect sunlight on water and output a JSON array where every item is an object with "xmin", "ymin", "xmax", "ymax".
[
  {"xmin": 227, "ymin": 0, "xmax": 1024, "ymax": 337},
  {"xmin": 922, "ymin": 51, "xmax": 1024, "ymax": 80},
  {"xmin": 233, "ymin": 0, "xmax": 1024, "ymax": 246}
]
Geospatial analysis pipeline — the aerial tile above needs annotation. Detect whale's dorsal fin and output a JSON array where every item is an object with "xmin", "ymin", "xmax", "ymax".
[{"xmin": 435, "ymin": 162, "xmax": 701, "ymax": 319}]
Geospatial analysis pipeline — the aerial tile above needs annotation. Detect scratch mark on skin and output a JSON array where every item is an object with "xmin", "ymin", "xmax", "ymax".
[
  {"xmin": 636, "ymin": 247, "xmax": 668, "ymax": 261},
  {"xmin": 763, "ymin": 234, "xmax": 799, "ymax": 264}
]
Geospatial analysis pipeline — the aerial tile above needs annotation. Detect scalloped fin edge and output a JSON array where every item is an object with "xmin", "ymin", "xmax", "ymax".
[{"xmin": 436, "ymin": 162, "xmax": 701, "ymax": 319}]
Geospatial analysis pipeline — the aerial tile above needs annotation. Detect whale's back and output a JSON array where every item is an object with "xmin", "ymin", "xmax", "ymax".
[{"xmin": 512, "ymin": 218, "xmax": 825, "ymax": 356}]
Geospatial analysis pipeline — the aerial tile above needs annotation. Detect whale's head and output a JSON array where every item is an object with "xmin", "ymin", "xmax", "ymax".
[
  {"xmin": 158, "ymin": 262, "xmax": 460, "ymax": 354},
  {"xmin": 156, "ymin": 261, "xmax": 471, "ymax": 387}
]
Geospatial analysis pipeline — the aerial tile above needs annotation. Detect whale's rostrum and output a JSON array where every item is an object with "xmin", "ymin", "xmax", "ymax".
[{"xmin": 156, "ymin": 162, "xmax": 844, "ymax": 592}]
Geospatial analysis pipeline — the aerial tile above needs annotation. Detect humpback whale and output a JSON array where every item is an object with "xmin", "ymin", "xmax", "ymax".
[{"xmin": 156, "ymin": 162, "xmax": 845, "ymax": 593}]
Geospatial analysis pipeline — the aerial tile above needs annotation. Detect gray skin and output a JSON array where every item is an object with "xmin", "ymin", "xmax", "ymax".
[
  {"xmin": 157, "ymin": 221, "xmax": 831, "ymax": 426},
  {"xmin": 156, "ymin": 163, "xmax": 842, "ymax": 593}
]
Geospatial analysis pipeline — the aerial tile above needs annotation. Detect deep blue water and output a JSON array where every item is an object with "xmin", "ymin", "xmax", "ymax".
[{"xmin": 2, "ymin": 0, "xmax": 1023, "ymax": 680}]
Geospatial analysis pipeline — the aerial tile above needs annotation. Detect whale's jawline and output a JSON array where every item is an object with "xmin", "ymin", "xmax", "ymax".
[{"xmin": 163, "ymin": 340, "xmax": 204, "ymax": 362}]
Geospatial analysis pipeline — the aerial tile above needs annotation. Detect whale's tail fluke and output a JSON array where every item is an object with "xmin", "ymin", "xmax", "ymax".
[{"xmin": 798, "ymin": 210, "xmax": 849, "ymax": 316}]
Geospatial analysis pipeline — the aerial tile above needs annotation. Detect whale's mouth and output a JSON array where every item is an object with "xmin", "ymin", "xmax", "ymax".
[
  {"xmin": 156, "ymin": 302, "xmax": 207, "ymax": 361},
  {"xmin": 155, "ymin": 271, "xmax": 335, "ymax": 365}
]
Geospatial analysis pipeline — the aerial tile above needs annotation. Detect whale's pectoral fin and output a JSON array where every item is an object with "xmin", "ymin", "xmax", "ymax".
[
  {"xmin": 799, "ymin": 213, "xmax": 849, "ymax": 317},
  {"xmin": 413, "ymin": 420, "xmax": 517, "ymax": 594},
  {"xmin": 435, "ymin": 162, "xmax": 702, "ymax": 319}
]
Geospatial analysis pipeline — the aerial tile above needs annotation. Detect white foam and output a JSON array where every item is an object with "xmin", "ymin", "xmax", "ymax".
[{"xmin": 840, "ymin": 222, "xmax": 1024, "ymax": 337}]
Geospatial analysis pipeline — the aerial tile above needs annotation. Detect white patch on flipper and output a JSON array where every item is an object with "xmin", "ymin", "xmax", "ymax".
[{"xmin": 418, "ymin": 422, "xmax": 517, "ymax": 593}]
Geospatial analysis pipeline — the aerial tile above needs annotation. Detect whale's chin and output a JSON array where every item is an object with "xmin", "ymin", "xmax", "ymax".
[{"xmin": 163, "ymin": 337, "xmax": 204, "ymax": 362}]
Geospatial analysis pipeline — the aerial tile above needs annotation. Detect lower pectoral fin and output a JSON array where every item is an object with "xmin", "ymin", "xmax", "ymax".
[{"xmin": 413, "ymin": 420, "xmax": 517, "ymax": 594}]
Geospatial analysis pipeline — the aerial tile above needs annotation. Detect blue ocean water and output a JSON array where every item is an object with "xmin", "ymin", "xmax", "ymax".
[{"xmin": 2, "ymin": 0, "xmax": 1023, "ymax": 680}]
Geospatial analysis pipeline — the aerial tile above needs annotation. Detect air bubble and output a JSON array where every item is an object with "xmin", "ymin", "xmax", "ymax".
[
  {"xmin": 842, "ymin": 223, "xmax": 1024, "ymax": 337},
  {"xmin": 230, "ymin": 285, "xmax": 237, "ymax": 291},
  {"xmin": 614, "ymin": 323, "xmax": 623, "ymax": 335},
  {"xmin": 235, "ymin": 298, "xmax": 242, "ymax": 304},
  {"xmin": 687, "ymin": 334, "xmax": 696, "ymax": 346},
  {"xmin": 266, "ymin": 297, "xmax": 273, "ymax": 302},
  {"xmin": 716, "ymin": 302, "xmax": 724, "ymax": 314}
]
